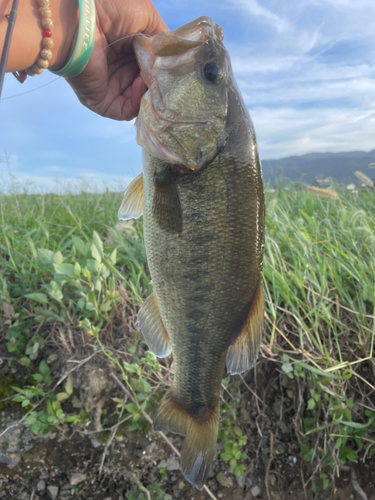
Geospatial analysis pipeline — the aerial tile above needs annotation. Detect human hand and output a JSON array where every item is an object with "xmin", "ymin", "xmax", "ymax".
[{"xmin": 64, "ymin": 0, "xmax": 167, "ymax": 121}]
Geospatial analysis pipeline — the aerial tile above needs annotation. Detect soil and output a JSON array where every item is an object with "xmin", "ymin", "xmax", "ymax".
[{"xmin": 0, "ymin": 351, "xmax": 374, "ymax": 500}]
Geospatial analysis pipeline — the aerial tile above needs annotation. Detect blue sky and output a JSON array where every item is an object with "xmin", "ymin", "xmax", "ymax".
[{"xmin": 1, "ymin": 0, "xmax": 375, "ymax": 192}]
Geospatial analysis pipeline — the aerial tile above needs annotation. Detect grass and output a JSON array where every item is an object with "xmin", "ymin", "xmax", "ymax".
[
  {"xmin": 0, "ymin": 181, "xmax": 374, "ymax": 494},
  {"xmin": 265, "ymin": 184, "xmax": 374, "ymax": 364}
]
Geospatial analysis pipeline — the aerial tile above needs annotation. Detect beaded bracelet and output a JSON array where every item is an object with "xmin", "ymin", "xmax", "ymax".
[
  {"xmin": 14, "ymin": 0, "xmax": 96, "ymax": 83},
  {"xmin": 13, "ymin": 0, "xmax": 53, "ymax": 83}
]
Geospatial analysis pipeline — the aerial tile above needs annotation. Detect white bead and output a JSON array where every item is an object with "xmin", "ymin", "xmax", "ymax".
[
  {"xmin": 40, "ymin": 7, "xmax": 52, "ymax": 18},
  {"xmin": 42, "ymin": 37, "xmax": 54, "ymax": 49},
  {"xmin": 34, "ymin": 65, "xmax": 44, "ymax": 75},
  {"xmin": 41, "ymin": 18, "xmax": 53, "ymax": 30},
  {"xmin": 36, "ymin": 58, "xmax": 49, "ymax": 69},
  {"xmin": 41, "ymin": 49, "xmax": 52, "ymax": 60}
]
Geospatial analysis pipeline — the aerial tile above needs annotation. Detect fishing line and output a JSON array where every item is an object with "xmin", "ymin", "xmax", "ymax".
[
  {"xmin": 0, "ymin": 33, "xmax": 138, "ymax": 101},
  {"xmin": 0, "ymin": 0, "xmax": 20, "ymax": 98}
]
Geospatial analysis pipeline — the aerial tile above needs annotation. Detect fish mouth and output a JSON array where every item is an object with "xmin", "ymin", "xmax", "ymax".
[{"xmin": 133, "ymin": 17, "xmax": 223, "ymax": 88}]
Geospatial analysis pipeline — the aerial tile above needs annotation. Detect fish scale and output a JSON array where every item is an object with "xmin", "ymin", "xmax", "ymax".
[
  {"xmin": 118, "ymin": 16, "xmax": 265, "ymax": 489},
  {"xmin": 143, "ymin": 139, "xmax": 263, "ymax": 459}
]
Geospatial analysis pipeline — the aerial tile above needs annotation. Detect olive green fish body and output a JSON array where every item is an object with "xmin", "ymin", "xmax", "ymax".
[
  {"xmin": 118, "ymin": 16, "xmax": 265, "ymax": 489},
  {"xmin": 143, "ymin": 119, "xmax": 264, "ymax": 416}
]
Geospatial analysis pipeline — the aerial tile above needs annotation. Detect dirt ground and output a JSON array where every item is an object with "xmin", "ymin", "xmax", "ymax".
[
  {"xmin": 1, "ymin": 423, "xmax": 374, "ymax": 500},
  {"xmin": 0, "ymin": 352, "xmax": 374, "ymax": 500}
]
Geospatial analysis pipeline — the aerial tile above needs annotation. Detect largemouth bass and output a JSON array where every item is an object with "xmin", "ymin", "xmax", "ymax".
[{"xmin": 119, "ymin": 16, "xmax": 265, "ymax": 489}]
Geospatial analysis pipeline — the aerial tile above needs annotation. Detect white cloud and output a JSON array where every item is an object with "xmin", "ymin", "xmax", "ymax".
[
  {"xmin": 252, "ymin": 106, "xmax": 375, "ymax": 158},
  {"xmin": 227, "ymin": 0, "xmax": 290, "ymax": 32},
  {"xmin": 221, "ymin": 0, "xmax": 375, "ymax": 159}
]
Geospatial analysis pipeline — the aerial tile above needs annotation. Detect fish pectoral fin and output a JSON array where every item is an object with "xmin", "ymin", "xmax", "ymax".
[
  {"xmin": 153, "ymin": 181, "xmax": 182, "ymax": 234},
  {"xmin": 153, "ymin": 391, "xmax": 219, "ymax": 490},
  {"xmin": 226, "ymin": 281, "xmax": 264, "ymax": 375},
  {"xmin": 136, "ymin": 292, "xmax": 172, "ymax": 358},
  {"xmin": 118, "ymin": 173, "xmax": 144, "ymax": 220}
]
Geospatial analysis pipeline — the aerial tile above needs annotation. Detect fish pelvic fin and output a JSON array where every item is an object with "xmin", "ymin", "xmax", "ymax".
[
  {"xmin": 137, "ymin": 292, "xmax": 172, "ymax": 358},
  {"xmin": 118, "ymin": 173, "xmax": 143, "ymax": 220},
  {"xmin": 153, "ymin": 391, "xmax": 219, "ymax": 490},
  {"xmin": 226, "ymin": 280, "xmax": 264, "ymax": 375}
]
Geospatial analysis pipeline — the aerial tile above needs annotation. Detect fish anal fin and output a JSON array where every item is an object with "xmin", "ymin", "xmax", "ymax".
[
  {"xmin": 226, "ymin": 281, "xmax": 264, "ymax": 375},
  {"xmin": 153, "ymin": 391, "xmax": 218, "ymax": 490},
  {"xmin": 118, "ymin": 173, "xmax": 143, "ymax": 220},
  {"xmin": 136, "ymin": 292, "xmax": 171, "ymax": 358}
]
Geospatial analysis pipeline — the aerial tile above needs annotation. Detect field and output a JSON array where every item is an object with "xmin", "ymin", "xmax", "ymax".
[{"xmin": 0, "ymin": 183, "xmax": 374, "ymax": 500}]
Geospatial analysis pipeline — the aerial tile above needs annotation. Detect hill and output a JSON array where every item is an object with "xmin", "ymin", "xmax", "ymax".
[{"xmin": 261, "ymin": 148, "xmax": 375, "ymax": 184}]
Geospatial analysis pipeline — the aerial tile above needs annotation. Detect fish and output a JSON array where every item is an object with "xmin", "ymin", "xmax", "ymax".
[{"xmin": 118, "ymin": 16, "xmax": 265, "ymax": 489}]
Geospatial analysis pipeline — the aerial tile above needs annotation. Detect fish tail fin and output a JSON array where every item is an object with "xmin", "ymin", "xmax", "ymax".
[{"xmin": 153, "ymin": 391, "xmax": 218, "ymax": 489}]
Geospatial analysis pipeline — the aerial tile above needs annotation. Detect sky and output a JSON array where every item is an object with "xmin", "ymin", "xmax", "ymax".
[{"xmin": 1, "ymin": 0, "xmax": 375, "ymax": 192}]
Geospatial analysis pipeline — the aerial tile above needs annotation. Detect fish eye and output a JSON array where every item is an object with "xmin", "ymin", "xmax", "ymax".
[{"xmin": 203, "ymin": 63, "xmax": 223, "ymax": 83}]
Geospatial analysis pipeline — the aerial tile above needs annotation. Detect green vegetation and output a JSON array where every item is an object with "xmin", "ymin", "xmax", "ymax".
[
  {"xmin": 219, "ymin": 423, "xmax": 248, "ymax": 477},
  {"xmin": 0, "ymin": 184, "xmax": 374, "ymax": 494},
  {"xmin": 128, "ymin": 483, "xmax": 172, "ymax": 500}
]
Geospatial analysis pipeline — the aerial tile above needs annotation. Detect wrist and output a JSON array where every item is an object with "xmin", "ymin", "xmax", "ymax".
[
  {"xmin": 48, "ymin": 0, "xmax": 79, "ymax": 71},
  {"xmin": 2, "ymin": 0, "xmax": 78, "ymax": 73}
]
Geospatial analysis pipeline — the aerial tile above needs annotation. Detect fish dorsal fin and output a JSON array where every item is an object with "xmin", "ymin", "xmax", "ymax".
[
  {"xmin": 226, "ymin": 281, "xmax": 264, "ymax": 375},
  {"xmin": 136, "ymin": 292, "xmax": 172, "ymax": 358},
  {"xmin": 118, "ymin": 173, "xmax": 144, "ymax": 220}
]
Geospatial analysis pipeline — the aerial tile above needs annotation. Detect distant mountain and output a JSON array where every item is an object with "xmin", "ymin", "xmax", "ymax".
[{"xmin": 261, "ymin": 149, "xmax": 375, "ymax": 185}]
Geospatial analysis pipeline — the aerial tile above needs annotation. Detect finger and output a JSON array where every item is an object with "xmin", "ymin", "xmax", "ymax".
[
  {"xmin": 120, "ymin": 75, "xmax": 147, "ymax": 120},
  {"xmin": 103, "ymin": 74, "xmax": 147, "ymax": 121},
  {"xmin": 150, "ymin": 10, "xmax": 168, "ymax": 34},
  {"xmin": 130, "ymin": 75, "xmax": 148, "ymax": 110},
  {"xmin": 140, "ymin": 0, "xmax": 169, "ymax": 35}
]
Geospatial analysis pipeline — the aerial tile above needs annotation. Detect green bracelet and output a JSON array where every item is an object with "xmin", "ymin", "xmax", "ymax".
[{"xmin": 50, "ymin": 0, "xmax": 96, "ymax": 79}]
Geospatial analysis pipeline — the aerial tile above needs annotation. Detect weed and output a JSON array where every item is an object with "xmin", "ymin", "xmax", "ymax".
[
  {"xmin": 128, "ymin": 482, "xmax": 172, "ymax": 500},
  {"xmin": 220, "ymin": 425, "xmax": 248, "ymax": 476},
  {"xmin": 1, "ymin": 185, "xmax": 374, "ymax": 493}
]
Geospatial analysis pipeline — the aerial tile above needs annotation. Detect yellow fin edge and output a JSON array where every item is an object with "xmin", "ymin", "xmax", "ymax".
[
  {"xmin": 226, "ymin": 280, "xmax": 264, "ymax": 375},
  {"xmin": 136, "ymin": 292, "xmax": 171, "ymax": 358},
  {"xmin": 118, "ymin": 173, "xmax": 144, "ymax": 220},
  {"xmin": 153, "ymin": 391, "xmax": 219, "ymax": 490}
]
